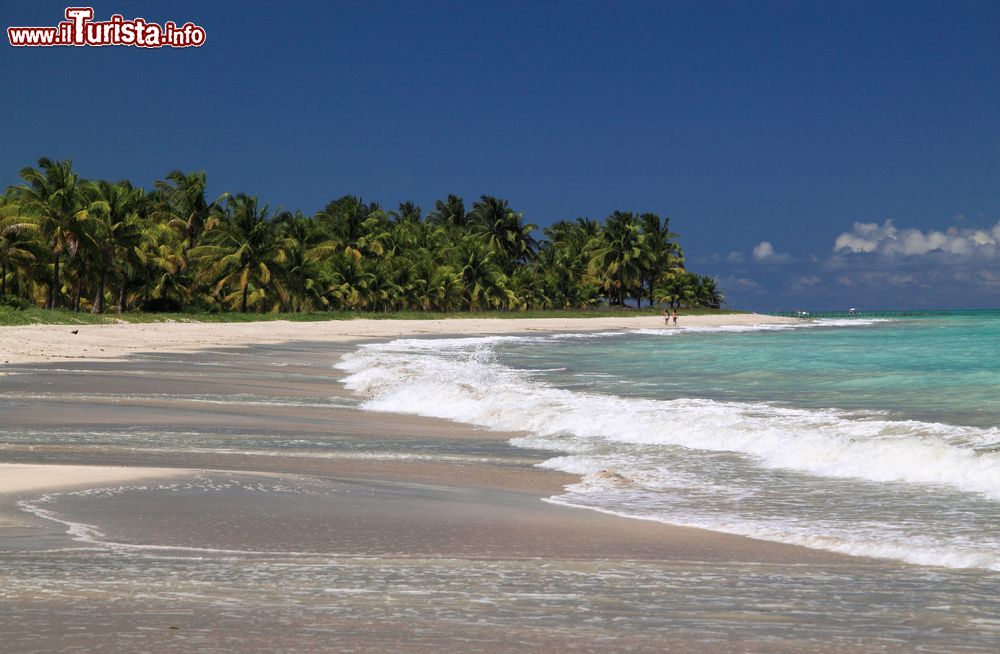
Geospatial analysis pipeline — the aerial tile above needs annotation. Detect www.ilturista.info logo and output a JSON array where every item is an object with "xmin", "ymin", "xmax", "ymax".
[{"xmin": 7, "ymin": 7, "xmax": 206, "ymax": 48}]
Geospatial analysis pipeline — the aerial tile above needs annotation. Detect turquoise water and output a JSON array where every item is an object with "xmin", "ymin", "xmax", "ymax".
[
  {"xmin": 340, "ymin": 313, "xmax": 1000, "ymax": 570},
  {"xmin": 500, "ymin": 313, "xmax": 1000, "ymax": 428}
]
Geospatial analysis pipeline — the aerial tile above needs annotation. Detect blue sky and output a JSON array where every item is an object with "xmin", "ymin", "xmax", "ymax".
[{"xmin": 3, "ymin": 1, "xmax": 1000, "ymax": 310}]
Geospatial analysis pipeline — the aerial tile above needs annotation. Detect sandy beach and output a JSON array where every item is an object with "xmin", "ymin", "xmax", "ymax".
[
  {"xmin": 1, "ymin": 312, "xmax": 825, "ymax": 564},
  {"xmin": 5, "ymin": 313, "xmax": 987, "ymax": 653},
  {"xmin": 0, "ymin": 312, "xmax": 795, "ymax": 365}
]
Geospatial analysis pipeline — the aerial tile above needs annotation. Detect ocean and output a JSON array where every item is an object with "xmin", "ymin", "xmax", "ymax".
[{"xmin": 338, "ymin": 312, "xmax": 1000, "ymax": 571}]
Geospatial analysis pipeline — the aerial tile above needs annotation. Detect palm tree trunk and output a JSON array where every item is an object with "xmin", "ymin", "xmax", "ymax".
[
  {"xmin": 1, "ymin": 264, "xmax": 6, "ymax": 296},
  {"xmin": 72, "ymin": 278, "xmax": 81, "ymax": 312},
  {"xmin": 241, "ymin": 283, "xmax": 249, "ymax": 312},
  {"xmin": 118, "ymin": 280, "xmax": 127, "ymax": 313},
  {"xmin": 50, "ymin": 252, "xmax": 61, "ymax": 309},
  {"xmin": 92, "ymin": 273, "xmax": 105, "ymax": 313}
]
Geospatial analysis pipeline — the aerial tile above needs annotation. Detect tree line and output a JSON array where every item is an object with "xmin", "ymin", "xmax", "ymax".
[{"xmin": 0, "ymin": 158, "xmax": 724, "ymax": 313}]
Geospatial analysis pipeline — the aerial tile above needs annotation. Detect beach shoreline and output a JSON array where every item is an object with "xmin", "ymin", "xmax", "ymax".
[
  {"xmin": 6, "ymin": 315, "xmax": 997, "ymax": 653},
  {"xmin": 0, "ymin": 312, "xmax": 796, "ymax": 365},
  {"xmin": 0, "ymin": 311, "xmax": 855, "ymax": 566}
]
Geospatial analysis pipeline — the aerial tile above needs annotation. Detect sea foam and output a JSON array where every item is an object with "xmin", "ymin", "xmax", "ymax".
[{"xmin": 336, "ymin": 326, "xmax": 1000, "ymax": 569}]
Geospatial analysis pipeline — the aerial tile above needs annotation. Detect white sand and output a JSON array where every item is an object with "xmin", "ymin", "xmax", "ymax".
[
  {"xmin": 0, "ymin": 464, "xmax": 186, "ymax": 522},
  {"xmin": 0, "ymin": 464, "xmax": 181, "ymax": 495},
  {"xmin": 0, "ymin": 313, "xmax": 796, "ymax": 365}
]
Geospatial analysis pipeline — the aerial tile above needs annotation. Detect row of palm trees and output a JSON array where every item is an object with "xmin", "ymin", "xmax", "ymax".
[{"xmin": 0, "ymin": 158, "xmax": 724, "ymax": 313}]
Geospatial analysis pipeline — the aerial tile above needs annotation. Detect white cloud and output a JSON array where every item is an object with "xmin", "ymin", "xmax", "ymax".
[
  {"xmin": 833, "ymin": 219, "xmax": 1000, "ymax": 258},
  {"xmin": 753, "ymin": 241, "xmax": 775, "ymax": 259},
  {"xmin": 752, "ymin": 241, "xmax": 791, "ymax": 263}
]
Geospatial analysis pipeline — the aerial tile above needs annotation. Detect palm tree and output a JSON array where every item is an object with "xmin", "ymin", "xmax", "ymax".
[
  {"xmin": 389, "ymin": 249, "xmax": 463, "ymax": 311},
  {"xmin": 655, "ymin": 271, "xmax": 721, "ymax": 309},
  {"xmin": 273, "ymin": 211, "xmax": 333, "ymax": 312},
  {"xmin": 147, "ymin": 241, "xmax": 191, "ymax": 308},
  {"xmin": 427, "ymin": 194, "xmax": 468, "ymax": 229},
  {"xmin": 639, "ymin": 212, "xmax": 681, "ymax": 308},
  {"xmin": 0, "ymin": 198, "xmax": 39, "ymax": 298},
  {"xmin": 328, "ymin": 253, "xmax": 374, "ymax": 309},
  {"xmin": 315, "ymin": 195, "xmax": 388, "ymax": 262},
  {"xmin": 363, "ymin": 256, "xmax": 402, "ymax": 311},
  {"xmin": 451, "ymin": 236, "xmax": 510, "ymax": 310},
  {"xmin": 427, "ymin": 265, "xmax": 464, "ymax": 311},
  {"xmin": 189, "ymin": 194, "xmax": 290, "ymax": 312},
  {"xmin": 471, "ymin": 195, "xmax": 537, "ymax": 273},
  {"xmin": 77, "ymin": 180, "xmax": 147, "ymax": 313},
  {"xmin": 590, "ymin": 211, "xmax": 645, "ymax": 306},
  {"xmin": 541, "ymin": 219, "xmax": 602, "ymax": 307},
  {"xmin": 154, "ymin": 170, "xmax": 227, "ymax": 251},
  {"xmin": 276, "ymin": 243, "xmax": 328, "ymax": 312},
  {"xmin": 3, "ymin": 155, "xmax": 726, "ymax": 315},
  {"xmin": 698, "ymin": 274, "xmax": 725, "ymax": 308},
  {"xmin": 390, "ymin": 201, "xmax": 422, "ymax": 225},
  {"xmin": 13, "ymin": 158, "xmax": 83, "ymax": 308},
  {"xmin": 511, "ymin": 266, "xmax": 554, "ymax": 310}
]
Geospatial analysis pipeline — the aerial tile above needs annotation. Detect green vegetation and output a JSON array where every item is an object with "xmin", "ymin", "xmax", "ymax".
[{"xmin": 1, "ymin": 158, "xmax": 725, "ymax": 319}]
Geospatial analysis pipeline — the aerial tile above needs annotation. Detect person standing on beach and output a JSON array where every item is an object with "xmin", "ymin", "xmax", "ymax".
[
  {"xmin": 663, "ymin": 307, "xmax": 671, "ymax": 325},
  {"xmin": 672, "ymin": 310, "xmax": 678, "ymax": 326}
]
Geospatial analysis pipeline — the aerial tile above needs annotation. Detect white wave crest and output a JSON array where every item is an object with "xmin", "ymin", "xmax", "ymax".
[
  {"xmin": 336, "ymin": 333, "xmax": 1000, "ymax": 569},
  {"xmin": 338, "ymin": 336, "xmax": 1000, "ymax": 500},
  {"xmin": 634, "ymin": 317, "xmax": 891, "ymax": 336},
  {"xmin": 544, "ymin": 493, "xmax": 1000, "ymax": 571}
]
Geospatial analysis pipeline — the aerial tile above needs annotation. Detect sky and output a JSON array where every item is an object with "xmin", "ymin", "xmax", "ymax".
[{"xmin": 3, "ymin": 0, "xmax": 1000, "ymax": 311}]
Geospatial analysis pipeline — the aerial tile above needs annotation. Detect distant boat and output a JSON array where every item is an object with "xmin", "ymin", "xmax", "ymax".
[
  {"xmin": 795, "ymin": 310, "xmax": 810, "ymax": 318},
  {"xmin": 848, "ymin": 308, "xmax": 860, "ymax": 316}
]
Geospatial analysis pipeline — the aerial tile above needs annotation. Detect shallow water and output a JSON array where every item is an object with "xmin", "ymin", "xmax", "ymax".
[
  {"xmin": 4, "ymin": 549, "xmax": 1000, "ymax": 653},
  {"xmin": 6, "ymin": 474, "xmax": 1000, "ymax": 652}
]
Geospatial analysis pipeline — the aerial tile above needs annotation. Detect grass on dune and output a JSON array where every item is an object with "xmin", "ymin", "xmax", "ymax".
[{"xmin": 0, "ymin": 306, "xmax": 744, "ymax": 327}]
